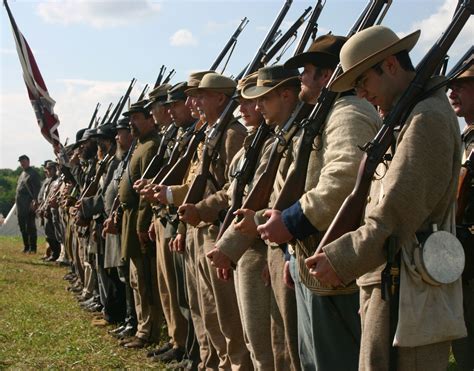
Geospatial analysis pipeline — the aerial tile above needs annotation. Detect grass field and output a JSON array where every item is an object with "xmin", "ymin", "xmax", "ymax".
[
  {"xmin": 0, "ymin": 236, "xmax": 460, "ymax": 370},
  {"xmin": 0, "ymin": 236, "xmax": 168, "ymax": 369}
]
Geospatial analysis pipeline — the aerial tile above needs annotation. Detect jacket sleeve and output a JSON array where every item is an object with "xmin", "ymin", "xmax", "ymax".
[{"xmin": 324, "ymin": 108, "xmax": 459, "ymax": 285}]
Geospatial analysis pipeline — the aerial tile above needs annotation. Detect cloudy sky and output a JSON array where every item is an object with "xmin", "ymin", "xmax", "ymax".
[{"xmin": 1, "ymin": 0, "xmax": 472, "ymax": 169}]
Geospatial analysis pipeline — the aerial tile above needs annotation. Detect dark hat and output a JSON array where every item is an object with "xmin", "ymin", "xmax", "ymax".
[
  {"xmin": 233, "ymin": 72, "xmax": 258, "ymax": 99},
  {"xmin": 146, "ymin": 84, "xmax": 172, "ymax": 109},
  {"xmin": 18, "ymin": 154, "xmax": 29, "ymax": 162},
  {"xmin": 187, "ymin": 70, "xmax": 215, "ymax": 88},
  {"xmin": 43, "ymin": 160, "xmax": 57, "ymax": 168},
  {"xmin": 115, "ymin": 116, "xmax": 131, "ymax": 130},
  {"xmin": 123, "ymin": 99, "xmax": 151, "ymax": 117},
  {"xmin": 164, "ymin": 81, "xmax": 188, "ymax": 104},
  {"xmin": 185, "ymin": 73, "xmax": 236, "ymax": 97},
  {"xmin": 451, "ymin": 61, "xmax": 474, "ymax": 83},
  {"xmin": 284, "ymin": 34, "xmax": 348, "ymax": 69},
  {"xmin": 81, "ymin": 128, "xmax": 97, "ymax": 141},
  {"xmin": 241, "ymin": 65, "xmax": 300, "ymax": 99},
  {"xmin": 93, "ymin": 123, "xmax": 117, "ymax": 139},
  {"xmin": 75, "ymin": 128, "xmax": 88, "ymax": 143}
]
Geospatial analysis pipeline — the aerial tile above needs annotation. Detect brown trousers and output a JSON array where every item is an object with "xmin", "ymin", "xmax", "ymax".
[
  {"xmin": 194, "ymin": 225, "xmax": 251, "ymax": 370},
  {"xmin": 130, "ymin": 252, "xmax": 163, "ymax": 342},
  {"xmin": 154, "ymin": 218, "xmax": 188, "ymax": 348},
  {"xmin": 268, "ymin": 247, "xmax": 300, "ymax": 371},
  {"xmin": 184, "ymin": 227, "xmax": 219, "ymax": 370},
  {"xmin": 360, "ymin": 285, "xmax": 450, "ymax": 371},
  {"xmin": 235, "ymin": 246, "xmax": 274, "ymax": 370}
]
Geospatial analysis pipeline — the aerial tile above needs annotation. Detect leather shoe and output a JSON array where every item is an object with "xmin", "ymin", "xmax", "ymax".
[
  {"xmin": 109, "ymin": 324, "xmax": 126, "ymax": 335},
  {"xmin": 152, "ymin": 347, "xmax": 185, "ymax": 363},
  {"xmin": 121, "ymin": 336, "xmax": 149, "ymax": 349},
  {"xmin": 147, "ymin": 342, "xmax": 173, "ymax": 357},
  {"xmin": 85, "ymin": 303, "xmax": 103, "ymax": 313},
  {"xmin": 114, "ymin": 325, "xmax": 136, "ymax": 340}
]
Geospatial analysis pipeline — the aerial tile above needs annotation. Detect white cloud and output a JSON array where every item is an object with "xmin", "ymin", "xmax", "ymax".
[
  {"xmin": 406, "ymin": 0, "xmax": 473, "ymax": 62},
  {"xmin": 36, "ymin": 0, "xmax": 161, "ymax": 29},
  {"xmin": 169, "ymin": 29, "xmax": 198, "ymax": 47}
]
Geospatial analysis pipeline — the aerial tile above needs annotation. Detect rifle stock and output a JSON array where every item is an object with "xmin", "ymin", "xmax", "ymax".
[
  {"xmin": 316, "ymin": 0, "xmax": 473, "ymax": 252},
  {"xmin": 217, "ymin": 122, "xmax": 272, "ymax": 239}
]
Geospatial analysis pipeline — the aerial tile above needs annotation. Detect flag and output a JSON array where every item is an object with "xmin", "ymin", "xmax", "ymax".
[{"xmin": 3, "ymin": 0, "xmax": 60, "ymax": 145}]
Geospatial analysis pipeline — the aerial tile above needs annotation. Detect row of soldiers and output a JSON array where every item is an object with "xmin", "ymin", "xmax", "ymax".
[{"xmin": 35, "ymin": 24, "xmax": 473, "ymax": 371}]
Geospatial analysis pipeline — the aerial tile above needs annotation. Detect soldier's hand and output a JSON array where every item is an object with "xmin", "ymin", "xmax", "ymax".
[
  {"xmin": 305, "ymin": 251, "xmax": 343, "ymax": 287},
  {"xmin": 140, "ymin": 184, "xmax": 157, "ymax": 202},
  {"xmin": 102, "ymin": 218, "xmax": 114, "ymax": 237},
  {"xmin": 206, "ymin": 247, "xmax": 231, "ymax": 269},
  {"xmin": 133, "ymin": 179, "xmax": 149, "ymax": 192},
  {"xmin": 138, "ymin": 230, "xmax": 150, "ymax": 248},
  {"xmin": 217, "ymin": 267, "xmax": 232, "ymax": 282},
  {"xmin": 148, "ymin": 222, "xmax": 156, "ymax": 241},
  {"xmin": 154, "ymin": 185, "xmax": 169, "ymax": 205},
  {"xmin": 170, "ymin": 233, "xmax": 185, "ymax": 253},
  {"xmin": 178, "ymin": 204, "xmax": 201, "ymax": 226},
  {"xmin": 233, "ymin": 209, "xmax": 257, "ymax": 237},
  {"xmin": 283, "ymin": 261, "xmax": 294, "ymax": 290},
  {"xmin": 257, "ymin": 209, "xmax": 293, "ymax": 244}
]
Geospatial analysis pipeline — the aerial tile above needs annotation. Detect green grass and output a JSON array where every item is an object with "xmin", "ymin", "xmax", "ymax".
[{"xmin": 0, "ymin": 236, "xmax": 169, "ymax": 369}]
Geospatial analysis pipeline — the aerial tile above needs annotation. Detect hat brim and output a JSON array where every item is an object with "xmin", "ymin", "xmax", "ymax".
[
  {"xmin": 284, "ymin": 52, "xmax": 339, "ymax": 69},
  {"xmin": 241, "ymin": 76, "xmax": 299, "ymax": 99},
  {"xmin": 185, "ymin": 87, "xmax": 235, "ymax": 97},
  {"xmin": 330, "ymin": 30, "xmax": 421, "ymax": 93}
]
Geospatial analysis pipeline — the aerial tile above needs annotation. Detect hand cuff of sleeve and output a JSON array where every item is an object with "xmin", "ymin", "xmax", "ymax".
[{"xmin": 282, "ymin": 201, "xmax": 318, "ymax": 241}]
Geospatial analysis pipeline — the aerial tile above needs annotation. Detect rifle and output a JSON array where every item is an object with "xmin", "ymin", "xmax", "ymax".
[
  {"xmin": 137, "ymin": 84, "xmax": 149, "ymax": 101},
  {"xmin": 217, "ymin": 123, "xmax": 273, "ymax": 239},
  {"xmin": 316, "ymin": 0, "xmax": 473, "ymax": 252},
  {"xmin": 154, "ymin": 65, "xmax": 166, "ymax": 88},
  {"xmin": 163, "ymin": 69, "xmax": 176, "ymax": 85},
  {"xmin": 159, "ymin": 122, "xmax": 208, "ymax": 186},
  {"xmin": 150, "ymin": 120, "xmax": 198, "ymax": 185},
  {"xmin": 79, "ymin": 153, "xmax": 112, "ymax": 199},
  {"xmin": 210, "ymin": 17, "xmax": 250, "ymax": 71},
  {"xmin": 182, "ymin": 0, "xmax": 294, "ymax": 206},
  {"xmin": 88, "ymin": 103, "xmax": 101, "ymax": 129},
  {"xmin": 111, "ymin": 78, "xmax": 136, "ymax": 124},
  {"xmin": 140, "ymin": 124, "xmax": 180, "ymax": 181},
  {"xmin": 457, "ymin": 149, "xmax": 474, "ymax": 224},
  {"xmin": 273, "ymin": 0, "xmax": 391, "ymax": 212},
  {"xmin": 99, "ymin": 103, "xmax": 113, "ymax": 127},
  {"xmin": 261, "ymin": 5, "xmax": 313, "ymax": 65},
  {"xmin": 293, "ymin": 0, "xmax": 325, "ymax": 57}
]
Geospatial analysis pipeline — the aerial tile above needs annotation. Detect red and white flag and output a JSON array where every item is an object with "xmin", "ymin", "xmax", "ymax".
[{"xmin": 4, "ymin": 0, "xmax": 60, "ymax": 145}]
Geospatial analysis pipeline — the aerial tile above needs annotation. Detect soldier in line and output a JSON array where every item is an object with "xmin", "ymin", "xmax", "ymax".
[
  {"xmin": 257, "ymin": 35, "xmax": 381, "ymax": 370},
  {"xmin": 306, "ymin": 25, "xmax": 467, "ymax": 370},
  {"xmin": 118, "ymin": 99, "xmax": 163, "ymax": 348},
  {"xmin": 178, "ymin": 72, "xmax": 251, "ymax": 369},
  {"xmin": 449, "ymin": 62, "xmax": 474, "ymax": 371},
  {"xmin": 15, "ymin": 154, "xmax": 41, "ymax": 254}
]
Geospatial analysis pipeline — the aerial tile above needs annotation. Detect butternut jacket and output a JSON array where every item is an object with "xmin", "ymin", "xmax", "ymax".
[
  {"xmin": 323, "ymin": 77, "xmax": 462, "ymax": 286},
  {"xmin": 287, "ymin": 96, "xmax": 381, "ymax": 295}
]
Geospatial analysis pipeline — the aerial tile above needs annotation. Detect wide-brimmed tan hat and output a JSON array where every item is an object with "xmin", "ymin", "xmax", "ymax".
[
  {"xmin": 451, "ymin": 62, "xmax": 474, "ymax": 83},
  {"xmin": 233, "ymin": 71, "xmax": 259, "ymax": 99},
  {"xmin": 284, "ymin": 34, "xmax": 347, "ymax": 69},
  {"xmin": 330, "ymin": 25, "xmax": 421, "ymax": 92},
  {"xmin": 185, "ymin": 72, "xmax": 236, "ymax": 97},
  {"xmin": 187, "ymin": 70, "xmax": 214, "ymax": 88},
  {"xmin": 241, "ymin": 65, "xmax": 300, "ymax": 99}
]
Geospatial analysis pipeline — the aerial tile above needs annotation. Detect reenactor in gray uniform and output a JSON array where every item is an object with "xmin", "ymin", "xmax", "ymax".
[
  {"xmin": 16, "ymin": 154, "xmax": 41, "ymax": 253},
  {"xmin": 449, "ymin": 62, "xmax": 474, "ymax": 371}
]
